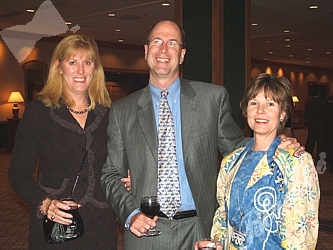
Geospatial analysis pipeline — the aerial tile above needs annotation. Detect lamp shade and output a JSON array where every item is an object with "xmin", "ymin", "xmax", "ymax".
[
  {"xmin": 292, "ymin": 96, "xmax": 299, "ymax": 103},
  {"xmin": 8, "ymin": 91, "xmax": 24, "ymax": 103}
]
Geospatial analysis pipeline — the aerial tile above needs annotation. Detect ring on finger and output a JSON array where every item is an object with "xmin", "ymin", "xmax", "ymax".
[{"xmin": 51, "ymin": 212, "xmax": 55, "ymax": 220}]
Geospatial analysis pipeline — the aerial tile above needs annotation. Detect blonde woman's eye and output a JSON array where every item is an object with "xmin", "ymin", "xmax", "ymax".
[
  {"xmin": 85, "ymin": 61, "xmax": 92, "ymax": 65},
  {"xmin": 69, "ymin": 61, "xmax": 76, "ymax": 65}
]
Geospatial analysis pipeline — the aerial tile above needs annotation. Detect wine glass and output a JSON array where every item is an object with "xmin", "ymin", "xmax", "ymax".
[{"xmin": 140, "ymin": 196, "xmax": 161, "ymax": 236}]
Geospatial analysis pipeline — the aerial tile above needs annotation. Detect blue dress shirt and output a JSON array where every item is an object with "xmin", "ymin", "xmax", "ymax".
[{"xmin": 150, "ymin": 77, "xmax": 196, "ymax": 212}]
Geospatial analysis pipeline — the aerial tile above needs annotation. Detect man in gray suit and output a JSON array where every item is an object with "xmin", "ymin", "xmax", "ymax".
[{"xmin": 101, "ymin": 20, "xmax": 298, "ymax": 249}]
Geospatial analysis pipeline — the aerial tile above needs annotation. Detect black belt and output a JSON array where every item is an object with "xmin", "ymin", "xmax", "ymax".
[{"xmin": 158, "ymin": 210, "xmax": 197, "ymax": 220}]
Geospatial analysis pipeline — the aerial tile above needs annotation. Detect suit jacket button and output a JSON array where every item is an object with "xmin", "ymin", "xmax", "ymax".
[{"xmin": 82, "ymin": 178, "xmax": 87, "ymax": 183}]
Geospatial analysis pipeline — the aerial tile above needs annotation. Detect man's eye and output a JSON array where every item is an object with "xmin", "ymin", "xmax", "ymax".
[
  {"xmin": 153, "ymin": 39, "xmax": 162, "ymax": 45},
  {"xmin": 168, "ymin": 41, "xmax": 177, "ymax": 46}
]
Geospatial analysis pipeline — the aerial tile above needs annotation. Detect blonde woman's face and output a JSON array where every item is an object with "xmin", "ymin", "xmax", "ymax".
[{"xmin": 57, "ymin": 51, "xmax": 95, "ymax": 95}]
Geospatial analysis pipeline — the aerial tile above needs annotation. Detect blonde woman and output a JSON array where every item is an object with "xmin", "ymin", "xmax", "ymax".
[{"xmin": 8, "ymin": 34, "xmax": 119, "ymax": 249}]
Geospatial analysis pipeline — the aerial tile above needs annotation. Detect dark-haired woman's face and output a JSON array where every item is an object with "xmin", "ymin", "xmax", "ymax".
[
  {"xmin": 247, "ymin": 90, "xmax": 286, "ymax": 138},
  {"xmin": 58, "ymin": 51, "xmax": 95, "ymax": 95}
]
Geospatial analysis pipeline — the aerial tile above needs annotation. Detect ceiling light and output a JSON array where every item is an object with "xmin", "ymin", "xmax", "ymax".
[
  {"xmin": 327, "ymin": 51, "xmax": 331, "ymax": 55},
  {"xmin": 108, "ymin": 13, "xmax": 115, "ymax": 17},
  {"xmin": 268, "ymin": 51, "xmax": 273, "ymax": 54},
  {"xmin": 307, "ymin": 57, "xmax": 311, "ymax": 60},
  {"xmin": 162, "ymin": 2, "xmax": 170, "ymax": 7},
  {"xmin": 251, "ymin": 23, "xmax": 258, "ymax": 26},
  {"xmin": 289, "ymin": 54, "xmax": 293, "ymax": 57},
  {"xmin": 115, "ymin": 29, "xmax": 121, "ymax": 32},
  {"xmin": 118, "ymin": 39, "xmax": 123, "ymax": 43},
  {"xmin": 65, "ymin": 22, "xmax": 72, "ymax": 25},
  {"xmin": 309, "ymin": 5, "xmax": 318, "ymax": 9},
  {"xmin": 26, "ymin": 9, "xmax": 35, "ymax": 13},
  {"xmin": 285, "ymin": 45, "xmax": 290, "ymax": 48},
  {"xmin": 285, "ymin": 38, "xmax": 291, "ymax": 42},
  {"xmin": 306, "ymin": 61, "xmax": 310, "ymax": 64},
  {"xmin": 307, "ymin": 48, "xmax": 312, "ymax": 51},
  {"xmin": 283, "ymin": 30, "xmax": 290, "ymax": 33}
]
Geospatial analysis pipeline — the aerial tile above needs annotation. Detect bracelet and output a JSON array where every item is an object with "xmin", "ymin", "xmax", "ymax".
[{"xmin": 39, "ymin": 197, "xmax": 51, "ymax": 215}]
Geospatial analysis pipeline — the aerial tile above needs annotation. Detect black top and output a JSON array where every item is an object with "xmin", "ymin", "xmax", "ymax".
[{"xmin": 8, "ymin": 99, "xmax": 117, "ymax": 249}]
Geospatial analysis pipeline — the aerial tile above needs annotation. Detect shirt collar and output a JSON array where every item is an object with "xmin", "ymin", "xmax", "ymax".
[{"xmin": 149, "ymin": 77, "xmax": 180, "ymax": 103}]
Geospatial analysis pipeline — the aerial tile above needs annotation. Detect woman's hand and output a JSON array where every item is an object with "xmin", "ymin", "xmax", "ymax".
[
  {"xmin": 121, "ymin": 170, "xmax": 131, "ymax": 192},
  {"xmin": 41, "ymin": 198, "xmax": 79, "ymax": 225},
  {"xmin": 193, "ymin": 239, "xmax": 223, "ymax": 250}
]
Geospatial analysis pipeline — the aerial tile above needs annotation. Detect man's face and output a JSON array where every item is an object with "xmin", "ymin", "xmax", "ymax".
[{"xmin": 144, "ymin": 21, "xmax": 186, "ymax": 85}]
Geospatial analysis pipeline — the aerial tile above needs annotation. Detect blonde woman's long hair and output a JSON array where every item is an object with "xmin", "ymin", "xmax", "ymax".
[{"xmin": 39, "ymin": 34, "xmax": 111, "ymax": 109}]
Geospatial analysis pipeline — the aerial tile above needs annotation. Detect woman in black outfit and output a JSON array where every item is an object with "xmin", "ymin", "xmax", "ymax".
[{"xmin": 8, "ymin": 34, "xmax": 121, "ymax": 249}]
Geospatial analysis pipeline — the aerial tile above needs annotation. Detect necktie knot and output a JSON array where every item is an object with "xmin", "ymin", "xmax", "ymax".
[{"xmin": 161, "ymin": 90, "xmax": 168, "ymax": 98}]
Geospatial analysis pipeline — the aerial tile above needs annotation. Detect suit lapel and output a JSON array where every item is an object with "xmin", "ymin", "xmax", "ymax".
[
  {"xmin": 180, "ymin": 80, "xmax": 198, "ymax": 160},
  {"xmin": 137, "ymin": 86, "xmax": 158, "ymax": 164}
]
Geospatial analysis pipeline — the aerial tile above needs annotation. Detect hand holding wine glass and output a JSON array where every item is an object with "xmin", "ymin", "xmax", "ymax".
[{"xmin": 140, "ymin": 196, "xmax": 161, "ymax": 236}]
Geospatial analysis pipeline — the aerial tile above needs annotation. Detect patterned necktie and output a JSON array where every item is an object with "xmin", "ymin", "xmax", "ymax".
[{"xmin": 157, "ymin": 90, "xmax": 181, "ymax": 218}]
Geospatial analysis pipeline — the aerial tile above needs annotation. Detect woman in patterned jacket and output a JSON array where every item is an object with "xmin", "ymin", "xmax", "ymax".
[{"xmin": 209, "ymin": 73, "xmax": 320, "ymax": 249}]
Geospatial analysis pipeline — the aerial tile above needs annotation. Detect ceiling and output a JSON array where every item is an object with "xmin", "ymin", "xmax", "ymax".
[{"xmin": 0, "ymin": 0, "xmax": 332, "ymax": 69}]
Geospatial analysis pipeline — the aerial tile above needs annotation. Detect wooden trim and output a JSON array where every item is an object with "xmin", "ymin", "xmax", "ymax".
[{"xmin": 212, "ymin": 0, "xmax": 224, "ymax": 86}]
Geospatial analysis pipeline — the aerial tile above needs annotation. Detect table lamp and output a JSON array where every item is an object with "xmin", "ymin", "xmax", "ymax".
[
  {"xmin": 8, "ymin": 91, "xmax": 24, "ymax": 118},
  {"xmin": 292, "ymin": 95, "xmax": 299, "ymax": 108}
]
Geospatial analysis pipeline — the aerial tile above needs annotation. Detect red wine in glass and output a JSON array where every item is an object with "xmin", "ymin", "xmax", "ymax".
[{"xmin": 140, "ymin": 196, "xmax": 161, "ymax": 236}]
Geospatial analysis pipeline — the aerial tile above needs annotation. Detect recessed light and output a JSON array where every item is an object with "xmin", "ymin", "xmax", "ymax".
[
  {"xmin": 307, "ymin": 57, "xmax": 311, "ymax": 60},
  {"xmin": 108, "ymin": 13, "xmax": 115, "ymax": 17},
  {"xmin": 251, "ymin": 23, "xmax": 258, "ymax": 26},
  {"xmin": 285, "ymin": 45, "xmax": 291, "ymax": 48},
  {"xmin": 162, "ymin": 2, "xmax": 170, "ymax": 7},
  {"xmin": 26, "ymin": 9, "xmax": 35, "ymax": 13},
  {"xmin": 307, "ymin": 48, "xmax": 312, "ymax": 51},
  {"xmin": 289, "ymin": 55, "xmax": 293, "ymax": 57},
  {"xmin": 306, "ymin": 61, "xmax": 310, "ymax": 64},
  {"xmin": 284, "ymin": 30, "xmax": 290, "ymax": 33},
  {"xmin": 309, "ymin": 5, "xmax": 318, "ymax": 9},
  {"xmin": 65, "ymin": 22, "xmax": 72, "ymax": 25},
  {"xmin": 268, "ymin": 51, "xmax": 273, "ymax": 54},
  {"xmin": 115, "ymin": 29, "xmax": 121, "ymax": 32},
  {"xmin": 118, "ymin": 39, "xmax": 124, "ymax": 43},
  {"xmin": 285, "ymin": 38, "xmax": 291, "ymax": 42},
  {"xmin": 327, "ymin": 51, "xmax": 331, "ymax": 55}
]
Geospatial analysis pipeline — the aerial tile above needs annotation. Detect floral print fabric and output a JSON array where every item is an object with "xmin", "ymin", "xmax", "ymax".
[{"xmin": 211, "ymin": 137, "xmax": 320, "ymax": 249}]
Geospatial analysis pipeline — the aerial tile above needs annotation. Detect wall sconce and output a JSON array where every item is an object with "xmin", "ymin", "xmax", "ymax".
[
  {"xmin": 292, "ymin": 95, "xmax": 299, "ymax": 108},
  {"xmin": 8, "ymin": 91, "xmax": 25, "ymax": 118}
]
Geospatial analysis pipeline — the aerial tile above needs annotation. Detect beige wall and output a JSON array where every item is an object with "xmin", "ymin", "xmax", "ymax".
[
  {"xmin": 1, "ymin": 37, "xmax": 333, "ymax": 121},
  {"xmin": 0, "ymin": 38, "xmax": 148, "ymax": 121},
  {"xmin": 251, "ymin": 60, "xmax": 333, "ymax": 111}
]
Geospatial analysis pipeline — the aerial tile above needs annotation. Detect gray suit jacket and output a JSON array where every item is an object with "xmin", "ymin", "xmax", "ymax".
[{"xmin": 101, "ymin": 79, "xmax": 248, "ymax": 238}]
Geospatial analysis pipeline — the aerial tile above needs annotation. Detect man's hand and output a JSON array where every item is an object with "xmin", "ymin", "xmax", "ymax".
[
  {"xmin": 279, "ymin": 134, "xmax": 305, "ymax": 154},
  {"xmin": 129, "ymin": 212, "xmax": 158, "ymax": 237}
]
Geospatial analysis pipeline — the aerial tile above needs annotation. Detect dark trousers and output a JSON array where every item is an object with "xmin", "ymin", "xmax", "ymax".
[{"xmin": 305, "ymin": 121, "xmax": 327, "ymax": 163}]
